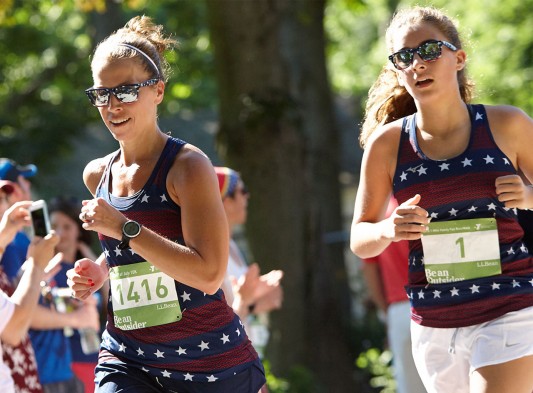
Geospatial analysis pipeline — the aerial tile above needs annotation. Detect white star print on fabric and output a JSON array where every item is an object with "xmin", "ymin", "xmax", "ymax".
[
  {"xmin": 507, "ymin": 247, "xmax": 515, "ymax": 255},
  {"xmin": 154, "ymin": 349, "xmax": 165, "ymax": 358},
  {"xmin": 114, "ymin": 247, "xmax": 122, "ymax": 256},
  {"xmin": 161, "ymin": 194, "xmax": 168, "ymax": 202},
  {"xmin": 439, "ymin": 162, "xmax": 450, "ymax": 171},
  {"xmin": 104, "ymin": 249, "xmax": 110, "ymax": 257},
  {"xmin": 137, "ymin": 348, "xmax": 145, "ymax": 356},
  {"xmin": 198, "ymin": 341, "xmax": 209, "ymax": 351},
  {"xmin": 520, "ymin": 244, "xmax": 528, "ymax": 253},
  {"xmin": 184, "ymin": 373, "xmax": 194, "ymax": 381},
  {"xmin": 118, "ymin": 343, "xmax": 127, "ymax": 352},
  {"xmin": 207, "ymin": 375, "xmax": 218, "ymax": 382},
  {"xmin": 475, "ymin": 112, "xmax": 483, "ymax": 121},
  {"xmin": 450, "ymin": 287, "xmax": 459, "ymax": 296},
  {"xmin": 236, "ymin": 328, "xmax": 241, "ymax": 336},
  {"xmin": 220, "ymin": 334, "xmax": 230, "ymax": 344},
  {"xmin": 418, "ymin": 290, "xmax": 425, "ymax": 299},
  {"xmin": 461, "ymin": 157, "xmax": 472, "ymax": 167},
  {"xmin": 503, "ymin": 158, "xmax": 510, "ymax": 165},
  {"xmin": 161, "ymin": 370, "xmax": 172, "ymax": 378},
  {"xmin": 483, "ymin": 155, "xmax": 494, "ymax": 164},
  {"xmin": 433, "ymin": 290, "xmax": 441, "ymax": 298},
  {"xmin": 180, "ymin": 291, "xmax": 191, "ymax": 302},
  {"xmin": 400, "ymin": 172, "xmax": 408, "ymax": 181},
  {"xmin": 141, "ymin": 194, "xmax": 150, "ymax": 203},
  {"xmin": 449, "ymin": 208, "xmax": 458, "ymax": 216},
  {"xmin": 491, "ymin": 282, "xmax": 501, "ymax": 290},
  {"xmin": 512, "ymin": 280, "xmax": 521, "ymax": 288},
  {"xmin": 470, "ymin": 284, "xmax": 480, "ymax": 293},
  {"xmin": 529, "ymin": 279, "xmax": 533, "ymax": 286},
  {"xmin": 176, "ymin": 347, "xmax": 187, "ymax": 355},
  {"xmin": 468, "ymin": 206, "xmax": 477, "ymax": 212},
  {"xmin": 487, "ymin": 203, "xmax": 497, "ymax": 210},
  {"xmin": 430, "ymin": 212, "xmax": 439, "ymax": 219},
  {"xmin": 417, "ymin": 166, "xmax": 428, "ymax": 176}
]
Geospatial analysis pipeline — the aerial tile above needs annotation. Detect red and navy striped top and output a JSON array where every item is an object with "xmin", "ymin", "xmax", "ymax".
[
  {"xmin": 393, "ymin": 104, "xmax": 533, "ymax": 328},
  {"xmin": 95, "ymin": 136, "xmax": 259, "ymax": 381}
]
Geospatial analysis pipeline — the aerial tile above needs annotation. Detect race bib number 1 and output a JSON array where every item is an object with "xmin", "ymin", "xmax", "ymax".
[
  {"xmin": 421, "ymin": 218, "xmax": 501, "ymax": 284},
  {"xmin": 109, "ymin": 261, "xmax": 182, "ymax": 330}
]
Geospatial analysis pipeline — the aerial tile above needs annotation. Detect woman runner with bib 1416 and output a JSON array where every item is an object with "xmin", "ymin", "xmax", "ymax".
[
  {"xmin": 66, "ymin": 15, "xmax": 266, "ymax": 393},
  {"xmin": 350, "ymin": 6, "xmax": 533, "ymax": 393}
]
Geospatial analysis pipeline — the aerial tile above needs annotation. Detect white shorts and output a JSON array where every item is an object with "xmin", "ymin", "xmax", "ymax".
[{"xmin": 411, "ymin": 305, "xmax": 533, "ymax": 393}]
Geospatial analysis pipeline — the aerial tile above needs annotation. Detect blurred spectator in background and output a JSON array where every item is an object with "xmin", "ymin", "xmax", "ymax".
[
  {"xmin": 215, "ymin": 166, "xmax": 283, "ymax": 365},
  {"xmin": 48, "ymin": 196, "xmax": 107, "ymax": 393},
  {"xmin": 0, "ymin": 183, "xmax": 59, "ymax": 393},
  {"xmin": 0, "ymin": 158, "xmax": 37, "ymax": 281}
]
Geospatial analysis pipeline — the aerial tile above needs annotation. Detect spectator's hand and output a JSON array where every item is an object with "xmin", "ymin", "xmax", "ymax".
[
  {"xmin": 67, "ymin": 258, "xmax": 108, "ymax": 300},
  {"xmin": 20, "ymin": 250, "xmax": 63, "ymax": 281},
  {"xmin": 260, "ymin": 269, "xmax": 283, "ymax": 286},
  {"xmin": 232, "ymin": 264, "xmax": 284, "ymax": 307},
  {"xmin": 0, "ymin": 200, "xmax": 32, "ymax": 247},
  {"xmin": 232, "ymin": 263, "xmax": 261, "ymax": 306},
  {"xmin": 26, "ymin": 232, "xmax": 60, "ymax": 271},
  {"xmin": 254, "ymin": 283, "xmax": 283, "ymax": 313}
]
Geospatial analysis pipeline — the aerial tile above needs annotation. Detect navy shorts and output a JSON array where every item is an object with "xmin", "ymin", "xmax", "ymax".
[{"xmin": 95, "ymin": 359, "xmax": 266, "ymax": 393}]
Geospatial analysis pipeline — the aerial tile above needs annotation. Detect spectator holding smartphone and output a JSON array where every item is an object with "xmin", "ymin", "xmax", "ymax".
[
  {"xmin": 0, "ymin": 182, "xmax": 59, "ymax": 393},
  {"xmin": 0, "ymin": 158, "xmax": 38, "ymax": 282}
]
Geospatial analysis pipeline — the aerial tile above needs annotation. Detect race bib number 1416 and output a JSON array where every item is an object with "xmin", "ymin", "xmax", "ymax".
[{"xmin": 109, "ymin": 261, "xmax": 182, "ymax": 330}]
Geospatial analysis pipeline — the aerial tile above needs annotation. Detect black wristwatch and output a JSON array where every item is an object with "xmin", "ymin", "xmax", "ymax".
[{"xmin": 118, "ymin": 220, "xmax": 142, "ymax": 250}]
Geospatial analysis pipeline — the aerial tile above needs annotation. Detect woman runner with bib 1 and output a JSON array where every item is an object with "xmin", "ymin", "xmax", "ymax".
[
  {"xmin": 66, "ymin": 15, "xmax": 265, "ymax": 393},
  {"xmin": 350, "ymin": 6, "xmax": 533, "ymax": 393}
]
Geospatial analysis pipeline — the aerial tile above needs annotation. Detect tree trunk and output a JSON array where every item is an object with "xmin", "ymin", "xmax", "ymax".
[{"xmin": 207, "ymin": 0, "xmax": 354, "ymax": 390}]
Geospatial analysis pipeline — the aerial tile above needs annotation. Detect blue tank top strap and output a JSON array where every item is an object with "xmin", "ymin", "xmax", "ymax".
[{"xmin": 149, "ymin": 137, "xmax": 187, "ymax": 190}]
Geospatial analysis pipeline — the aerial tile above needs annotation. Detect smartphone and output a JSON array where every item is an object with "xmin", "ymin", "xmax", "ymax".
[{"xmin": 29, "ymin": 199, "xmax": 51, "ymax": 238}]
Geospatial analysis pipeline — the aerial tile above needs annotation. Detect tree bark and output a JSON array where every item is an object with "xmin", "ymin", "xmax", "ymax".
[{"xmin": 207, "ymin": 0, "xmax": 354, "ymax": 390}]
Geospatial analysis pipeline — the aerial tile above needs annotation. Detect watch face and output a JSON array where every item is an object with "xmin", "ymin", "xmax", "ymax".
[{"xmin": 124, "ymin": 221, "xmax": 141, "ymax": 237}]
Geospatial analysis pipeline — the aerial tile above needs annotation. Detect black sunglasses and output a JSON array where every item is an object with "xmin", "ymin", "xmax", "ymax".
[
  {"xmin": 388, "ymin": 40, "xmax": 457, "ymax": 70},
  {"xmin": 85, "ymin": 78, "xmax": 160, "ymax": 107}
]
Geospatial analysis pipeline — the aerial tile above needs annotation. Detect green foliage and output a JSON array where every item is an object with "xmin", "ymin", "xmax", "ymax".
[
  {"xmin": 126, "ymin": 0, "xmax": 217, "ymax": 114},
  {"xmin": 416, "ymin": 0, "xmax": 533, "ymax": 112},
  {"xmin": 263, "ymin": 360, "xmax": 291, "ymax": 393},
  {"xmin": 285, "ymin": 365, "xmax": 319, "ymax": 393},
  {"xmin": 325, "ymin": 0, "xmax": 391, "ymax": 97},
  {"xmin": 0, "ymin": 0, "xmax": 93, "ymax": 178},
  {"xmin": 356, "ymin": 348, "xmax": 396, "ymax": 393}
]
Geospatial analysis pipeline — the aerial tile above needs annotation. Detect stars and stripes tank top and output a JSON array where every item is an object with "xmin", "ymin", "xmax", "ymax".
[
  {"xmin": 95, "ymin": 136, "xmax": 259, "ymax": 382},
  {"xmin": 393, "ymin": 104, "xmax": 533, "ymax": 328}
]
